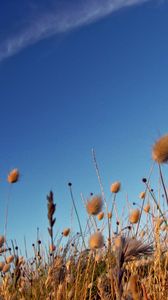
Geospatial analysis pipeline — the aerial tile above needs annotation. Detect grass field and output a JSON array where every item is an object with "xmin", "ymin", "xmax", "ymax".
[{"xmin": 1, "ymin": 135, "xmax": 168, "ymax": 299}]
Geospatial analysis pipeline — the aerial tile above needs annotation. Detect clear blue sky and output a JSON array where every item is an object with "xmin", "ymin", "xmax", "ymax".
[{"xmin": 0, "ymin": 0, "xmax": 168, "ymax": 255}]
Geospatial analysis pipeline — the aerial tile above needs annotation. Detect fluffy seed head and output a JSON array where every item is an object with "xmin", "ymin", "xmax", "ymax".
[
  {"xmin": 0, "ymin": 262, "xmax": 5, "ymax": 271},
  {"xmin": 7, "ymin": 169, "xmax": 19, "ymax": 183},
  {"xmin": 0, "ymin": 236, "xmax": 5, "ymax": 247},
  {"xmin": 62, "ymin": 228, "xmax": 70, "ymax": 237},
  {"xmin": 129, "ymin": 209, "xmax": 140, "ymax": 224},
  {"xmin": 2, "ymin": 263, "xmax": 10, "ymax": 273},
  {"xmin": 144, "ymin": 203, "xmax": 150, "ymax": 213},
  {"xmin": 115, "ymin": 236, "xmax": 122, "ymax": 248},
  {"xmin": 86, "ymin": 195, "xmax": 103, "ymax": 215},
  {"xmin": 152, "ymin": 135, "xmax": 168, "ymax": 163},
  {"xmin": 108, "ymin": 212, "xmax": 112, "ymax": 219},
  {"xmin": 89, "ymin": 232, "xmax": 104, "ymax": 249},
  {"xmin": 110, "ymin": 181, "xmax": 121, "ymax": 193},
  {"xmin": 97, "ymin": 212, "xmax": 104, "ymax": 221},
  {"xmin": 6, "ymin": 255, "xmax": 14, "ymax": 264},
  {"xmin": 139, "ymin": 192, "xmax": 145, "ymax": 199},
  {"xmin": 49, "ymin": 244, "xmax": 56, "ymax": 252}
]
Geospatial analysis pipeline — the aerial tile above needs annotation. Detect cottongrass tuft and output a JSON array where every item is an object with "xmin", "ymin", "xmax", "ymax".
[
  {"xmin": 114, "ymin": 236, "xmax": 122, "ymax": 249},
  {"xmin": 62, "ymin": 228, "xmax": 70, "ymax": 237},
  {"xmin": 50, "ymin": 244, "xmax": 56, "ymax": 252},
  {"xmin": 6, "ymin": 255, "xmax": 14, "ymax": 264},
  {"xmin": 97, "ymin": 211, "xmax": 104, "ymax": 221},
  {"xmin": 0, "ymin": 235, "xmax": 5, "ymax": 247},
  {"xmin": 2, "ymin": 263, "xmax": 10, "ymax": 273},
  {"xmin": 110, "ymin": 181, "xmax": 121, "ymax": 193},
  {"xmin": 144, "ymin": 203, "xmax": 150, "ymax": 213},
  {"xmin": 139, "ymin": 191, "xmax": 145, "ymax": 199},
  {"xmin": 7, "ymin": 168, "xmax": 19, "ymax": 183},
  {"xmin": 86, "ymin": 195, "xmax": 103, "ymax": 216},
  {"xmin": 129, "ymin": 209, "xmax": 140, "ymax": 224},
  {"xmin": 89, "ymin": 232, "xmax": 104, "ymax": 249},
  {"xmin": 108, "ymin": 212, "xmax": 112, "ymax": 219},
  {"xmin": 0, "ymin": 261, "xmax": 5, "ymax": 271},
  {"xmin": 152, "ymin": 134, "xmax": 168, "ymax": 163}
]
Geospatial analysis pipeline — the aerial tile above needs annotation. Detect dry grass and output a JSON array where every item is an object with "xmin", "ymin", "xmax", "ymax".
[{"xmin": 1, "ymin": 135, "xmax": 168, "ymax": 299}]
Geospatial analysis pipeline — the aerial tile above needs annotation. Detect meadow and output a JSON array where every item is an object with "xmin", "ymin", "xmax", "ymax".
[{"xmin": 1, "ymin": 135, "xmax": 168, "ymax": 299}]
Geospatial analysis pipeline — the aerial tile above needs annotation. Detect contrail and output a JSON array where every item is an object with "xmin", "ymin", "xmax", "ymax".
[{"xmin": 0, "ymin": 0, "xmax": 149, "ymax": 62}]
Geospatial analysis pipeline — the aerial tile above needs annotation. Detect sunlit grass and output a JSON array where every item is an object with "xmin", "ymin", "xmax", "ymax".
[{"xmin": 1, "ymin": 135, "xmax": 168, "ymax": 299}]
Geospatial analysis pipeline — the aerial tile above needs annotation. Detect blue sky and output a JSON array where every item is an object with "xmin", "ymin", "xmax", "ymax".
[{"xmin": 0, "ymin": 0, "xmax": 168, "ymax": 255}]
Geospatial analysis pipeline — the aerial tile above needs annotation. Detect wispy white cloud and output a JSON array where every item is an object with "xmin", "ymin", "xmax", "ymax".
[{"xmin": 0, "ymin": 0, "xmax": 149, "ymax": 62}]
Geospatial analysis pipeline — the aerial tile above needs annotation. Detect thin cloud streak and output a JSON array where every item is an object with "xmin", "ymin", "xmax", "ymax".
[{"xmin": 0, "ymin": 0, "xmax": 149, "ymax": 62}]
